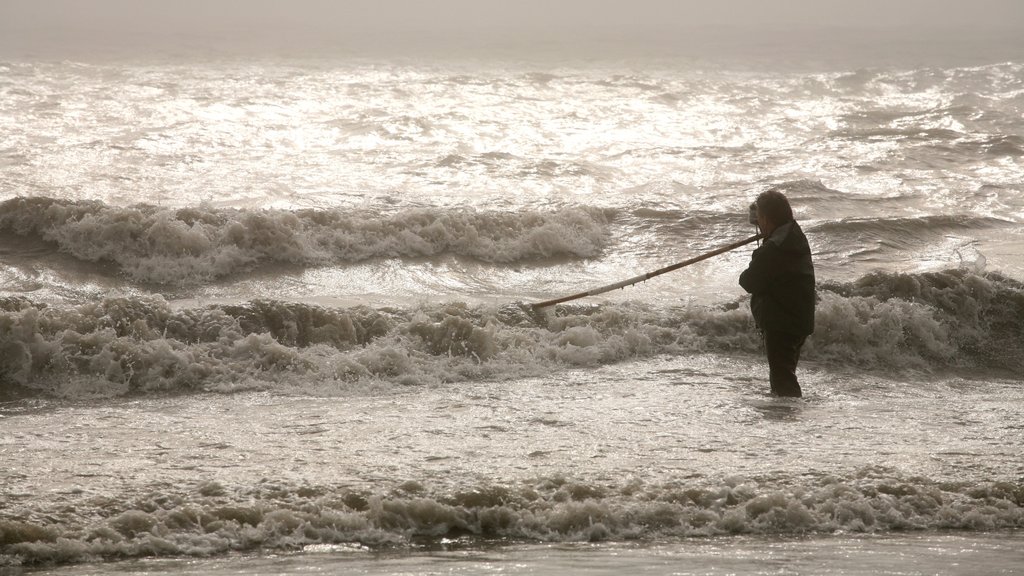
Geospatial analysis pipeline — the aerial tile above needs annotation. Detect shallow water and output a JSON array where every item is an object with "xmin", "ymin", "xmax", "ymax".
[
  {"xmin": 11, "ymin": 534, "xmax": 1022, "ymax": 576},
  {"xmin": 2, "ymin": 355, "xmax": 1022, "ymax": 569}
]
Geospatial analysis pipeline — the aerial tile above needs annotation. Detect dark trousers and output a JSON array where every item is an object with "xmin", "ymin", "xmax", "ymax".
[{"xmin": 763, "ymin": 331, "xmax": 806, "ymax": 398}]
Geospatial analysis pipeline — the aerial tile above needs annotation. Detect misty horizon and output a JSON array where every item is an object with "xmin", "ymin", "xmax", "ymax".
[{"xmin": 2, "ymin": 0, "xmax": 1023, "ymax": 65}]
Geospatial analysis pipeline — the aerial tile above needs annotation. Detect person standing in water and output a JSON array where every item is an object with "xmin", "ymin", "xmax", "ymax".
[{"xmin": 739, "ymin": 189, "xmax": 816, "ymax": 397}]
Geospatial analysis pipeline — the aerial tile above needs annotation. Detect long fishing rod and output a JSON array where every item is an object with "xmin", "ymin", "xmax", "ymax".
[{"xmin": 531, "ymin": 233, "xmax": 762, "ymax": 309}]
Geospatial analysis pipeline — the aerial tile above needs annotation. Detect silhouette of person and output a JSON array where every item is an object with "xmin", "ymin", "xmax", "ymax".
[{"xmin": 739, "ymin": 189, "xmax": 815, "ymax": 397}]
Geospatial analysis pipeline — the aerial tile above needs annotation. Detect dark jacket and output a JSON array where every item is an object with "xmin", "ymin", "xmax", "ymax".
[{"xmin": 739, "ymin": 220, "xmax": 815, "ymax": 336}]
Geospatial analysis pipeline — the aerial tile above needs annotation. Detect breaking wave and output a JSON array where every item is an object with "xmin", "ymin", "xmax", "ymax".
[
  {"xmin": 1, "ymin": 269, "xmax": 1020, "ymax": 399},
  {"xmin": 1, "ymin": 472, "xmax": 1021, "ymax": 567},
  {"xmin": 0, "ymin": 197, "xmax": 613, "ymax": 285}
]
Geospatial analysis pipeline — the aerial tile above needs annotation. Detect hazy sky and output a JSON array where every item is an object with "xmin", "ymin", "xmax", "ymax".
[
  {"xmin": 2, "ymin": 0, "xmax": 1023, "ymax": 62},
  {"xmin": 5, "ymin": 0, "xmax": 1024, "ymax": 30}
]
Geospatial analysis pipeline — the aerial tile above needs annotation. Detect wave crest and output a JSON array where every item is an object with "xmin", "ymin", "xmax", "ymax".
[
  {"xmin": 0, "ymin": 197, "xmax": 612, "ymax": 284},
  {"xmin": 1, "ymin": 269, "xmax": 1019, "ymax": 399}
]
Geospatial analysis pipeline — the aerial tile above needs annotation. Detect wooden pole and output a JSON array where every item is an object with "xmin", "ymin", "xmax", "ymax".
[{"xmin": 531, "ymin": 233, "xmax": 762, "ymax": 309}]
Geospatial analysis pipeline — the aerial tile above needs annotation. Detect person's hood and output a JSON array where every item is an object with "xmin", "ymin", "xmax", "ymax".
[{"xmin": 765, "ymin": 220, "xmax": 810, "ymax": 255}]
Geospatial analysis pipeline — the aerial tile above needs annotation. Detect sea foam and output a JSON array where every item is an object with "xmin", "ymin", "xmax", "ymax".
[
  {"xmin": 1, "ymin": 269, "xmax": 1019, "ymax": 399},
  {"xmin": 1, "ymin": 473, "xmax": 1021, "ymax": 567},
  {"xmin": 0, "ymin": 197, "xmax": 612, "ymax": 284}
]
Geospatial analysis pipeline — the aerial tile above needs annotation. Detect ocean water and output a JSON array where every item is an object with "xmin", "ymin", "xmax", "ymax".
[{"xmin": 1, "ymin": 54, "xmax": 1023, "ymax": 575}]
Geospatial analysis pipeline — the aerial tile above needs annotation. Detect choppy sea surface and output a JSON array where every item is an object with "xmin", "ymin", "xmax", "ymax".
[{"xmin": 1, "ymin": 54, "xmax": 1022, "ymax": 574}]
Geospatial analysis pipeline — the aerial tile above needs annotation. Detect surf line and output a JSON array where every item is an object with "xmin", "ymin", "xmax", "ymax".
[{"xmin": 531, "ymin": 234, "xmax": 762, "ymax": 309}]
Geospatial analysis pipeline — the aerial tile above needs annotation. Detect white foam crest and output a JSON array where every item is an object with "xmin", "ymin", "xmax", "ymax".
[
  {"xmin": 0, "ymin": 296, "xmax": 750, "ymax": 398},
  {"xmin": 2, "ymin": 474, "xmax": 1020, "ymax": 567},
  {"xmin": 0, "ymin": 198, "xmax": 612, "ymax": 284},
  {"xmin": 813, "ymin": 269, "xmax": 1024, "ymax": 373},
  {"xmin": 807, "ymin": 292, "xmax": 955, "ymax": 369},
  {"xmin": 1, "ymin": 268, "xmax": 1021, "ymax": 399}
]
